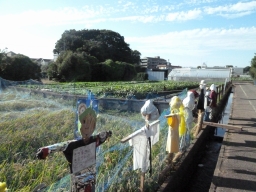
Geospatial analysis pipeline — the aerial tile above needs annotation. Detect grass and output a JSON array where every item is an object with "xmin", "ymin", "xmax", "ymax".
[
  {"xmin": 0, "ymin": 83, "xmax": 203, "ymax": 192},
  {"xmin": 0, "ymin": 90, "xmax": 74, "ymax": 191},
  {"xmin": 0, "ymin": 89, "xmax": 168, "ymax": 191}
]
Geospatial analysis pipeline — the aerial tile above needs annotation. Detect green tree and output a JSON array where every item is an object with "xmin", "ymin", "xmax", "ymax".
[
  {"xmin": 130, "ymin": 50, "xmax": 141, "ymax": 65},
  {"xmin": 54, "ymin": 29, "xmax": 141, "ymax": 64},
  {"xmin": 47, "ymin": 62, "xmax": 58, "ymax": 80},
  {"xmin": 122, "ymin": 62, "xmax": 137, "ymax": 80},
  {"xmin": 243, "ymin": 66, "xmax": 250, "ymax": 74},
  {"xmin": 50, "ymin": 51, "xmax": 93, "ymax": 82},
  {"xmin": 101, "ymin": 59, "xmax": 136, "ymax": 81},
  {"xmin": 0, "ymin": 54, "xmax": 41, "ymax": 81},
  {"xmin": 90, "ymin": 63, "xmax": 112, "ymax": 81},
  {"xmin": 0, "ymin": 49, "xmax": 11, "ymax": 76},
  {"xmin": 249, "ymin": 54, "xmax": 256, "ymax": 79}
]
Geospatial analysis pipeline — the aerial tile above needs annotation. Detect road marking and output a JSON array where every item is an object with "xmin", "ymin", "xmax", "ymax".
[
  {"xmin": 240, "ymin": 85, "xmax": 256, "ymax": 112},
  {"xmin": 240, "ymin": 85, "xmax": 248, "ymax": 97},
  {"xmin": 249, "ymin": 101, "xmax": 256, "ymax": 112}
]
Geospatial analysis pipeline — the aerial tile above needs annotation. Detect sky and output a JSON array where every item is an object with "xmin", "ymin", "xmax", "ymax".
[{"xmin": 0, "ymin": 0, "xmax": 256, "ymax": 68}]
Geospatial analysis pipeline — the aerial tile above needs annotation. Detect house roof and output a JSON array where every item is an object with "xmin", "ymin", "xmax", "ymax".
[
  {"xmin": 6, "ymin": 51, "xmax": 17, "ymax": 56},
  {"xmin": 31, "ymin": 58, "xmax": 52, "ymax": 62}
]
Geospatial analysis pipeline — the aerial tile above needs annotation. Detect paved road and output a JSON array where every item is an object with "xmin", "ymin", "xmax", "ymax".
[{"xmin": 209, "ymin": 82, "xmax": 256, "ymax": 192}]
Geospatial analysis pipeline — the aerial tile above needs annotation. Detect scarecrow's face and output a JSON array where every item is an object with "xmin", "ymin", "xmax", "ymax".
[
  {"xmin": 78, "ymin": 103, "xmax": 86, "ymax": 115},
  {"xmin": 199, "ymin": 84, "xmax": 205, "ymax": 89},
  {"xmin": 170, "ymin": 96, "xmax": 181, "ymax": 113},
  {"xmin": 142, "ymin": 113, "xmax": 151, "ymax": 120},
  {"xmin": 79, "ymin": 108, "xmax": 97, "ymax": 140}
]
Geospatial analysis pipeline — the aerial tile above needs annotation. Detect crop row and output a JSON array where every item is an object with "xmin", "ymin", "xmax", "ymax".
[{"xmin": 19, "ymin": 81, "xmax": 199, "ymax": 98}]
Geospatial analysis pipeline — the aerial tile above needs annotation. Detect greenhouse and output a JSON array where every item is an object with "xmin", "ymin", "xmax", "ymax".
[{"xmin": 168, "ymin": 68, "xmax": 231, "ymax": 82}]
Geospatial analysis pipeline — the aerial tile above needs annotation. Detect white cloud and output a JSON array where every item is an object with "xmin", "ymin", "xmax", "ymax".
[
  {"xmin": 219, "ymin": 11, "xmax": 253, "ymax": 19},
  {"xmin": 1, "ymin": 6, "xmax": 112, "ymax": 29},
  {"xmin": 1, "ymin": 0, "xmax": 256, "ymax": 29},
  {"xmin": 186, "ymin": 0, "xmax": 217, "ymax": 5},
  {"xmin": 204, "ymin": 1, "xmax": 256, "ymax": 16},
  {"xmin": 111, "ymin": 15, "xmax": 162, "ymax": 23},
  {"xmin": 126, "ymin": 27, "xmax": 256, "ymax": 57},
  {"xmin": 166, "ymin": 9, "xmax": 202, "ymax": 21}
]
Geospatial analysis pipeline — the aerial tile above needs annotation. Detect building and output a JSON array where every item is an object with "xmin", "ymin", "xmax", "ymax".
[
  {"xmin": 199, "ymin": 64, "xmax": 244, "ymax": 77},
  {"xmin": 168, "ymin": 68, "xmax": 232, "ymax": 83},
  {"xmin": 6, "ymin": 51, "xmax": 16, "ymax": 57},
  {"xmin": 6, "ymin": 51, "xmax": 53, "ymax": 65},
  {"xmin": 140, "ymin": 56, "xmax": 168, "ymax": 69},
  {"xmin": 30, "ymin": 58, "xmax": 52, "ymax": 65},
  {"xmin": 231, "ymin": 67, "xmax": 244, "ymax": 77}
]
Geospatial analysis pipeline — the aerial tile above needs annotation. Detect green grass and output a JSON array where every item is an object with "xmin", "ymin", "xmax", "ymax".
[
  {"xmin": 18, "ymin": 81, "xmax": 199, "ymax": 98},
  {"xmin": 1, "ymin": 80, "xmax": 218, "ymax": 192},
  {"xmin": 0, "ymin": 89, "xmax": 171, "ymax": 191}
]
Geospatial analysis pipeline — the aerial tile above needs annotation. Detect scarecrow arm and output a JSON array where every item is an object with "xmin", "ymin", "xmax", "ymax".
[
  {"xmin": 36, "ymin": 140, "xmax": 75, "ymax": 159},
  {"xmin": 96, "ymin": 131, "xmax": 112, "ymax": 146}
]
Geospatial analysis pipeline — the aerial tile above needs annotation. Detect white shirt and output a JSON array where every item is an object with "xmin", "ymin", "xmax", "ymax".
[
  {"xmin": 204, "ymin": 91, "xmax": 211, "ymax": 112},
  {"xmin": 129, "ymin": 122, "xmax": 159, "ymax": 173}
]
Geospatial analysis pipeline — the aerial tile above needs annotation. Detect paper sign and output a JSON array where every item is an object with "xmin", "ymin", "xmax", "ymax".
[{"xmin": 72, "ymin": 142, "xmax": 96, "ymax": 173}]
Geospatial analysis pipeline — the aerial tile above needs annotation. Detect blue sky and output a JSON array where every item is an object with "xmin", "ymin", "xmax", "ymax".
[{"xmin": 0, "ymin": 0, "xmax": 256, "ymax": 68}]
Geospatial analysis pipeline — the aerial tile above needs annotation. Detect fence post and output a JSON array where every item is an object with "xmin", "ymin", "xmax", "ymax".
[
  {"xmin": 217, "ymin": 86, "xmax": 220, "ymax": 102},
  {"xmin": 140, "ymin": 172, "xmax": 145, "ymax": 192},
  {"xmin": 194, "ymin": 110, "xmax": 204, "ymax": 137}
]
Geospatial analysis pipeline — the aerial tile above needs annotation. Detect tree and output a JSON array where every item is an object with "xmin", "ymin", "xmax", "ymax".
[
  {"xmin": 54, "ymin": 29, "xmax": 141, "ymax": 64},
  {"xmin": 129, "ymin": 50, "xmax": 141, "ymax": 65},
  {"xmin": 47, "ymin": 62, "xmax": 58, "ymax": 80},
  {"xmin": 90, "ymin": 63, "xmax": 111, "ymax": 81},
  {"xmin": 101, "ymin": 60, "xmax": 136, "ymax": 81},
  {"xmin": 50, "ymin": 51, "xmax": 94, "ymax": 82},
  {"xmin": 243, "ymin": 66, "xmax": 250, "ymax": 74},
  {"xmin": 0, "ymin": 54, "xmax": 41, "ymax": 81},
  {"xmin": 249, "ymin": 53, "xmax": 256, "ymax": 79},
  {"xmin": 0, "ymin": 49, "xmax": 11, "ymax": 76}
]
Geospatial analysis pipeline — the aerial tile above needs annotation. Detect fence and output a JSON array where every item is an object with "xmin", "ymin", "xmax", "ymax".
[{"xmin": 0, "ymin": 77, "xmax": 232, "ymax": 192}]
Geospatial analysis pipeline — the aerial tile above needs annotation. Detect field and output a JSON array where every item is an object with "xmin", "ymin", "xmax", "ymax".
[
  {"xmin": 0, "ymin": 81, "xmax": 201, "ymax": 192},
  {"xmin": 18, "ymin": 80, "xmax": 199, "ymax": 99}
]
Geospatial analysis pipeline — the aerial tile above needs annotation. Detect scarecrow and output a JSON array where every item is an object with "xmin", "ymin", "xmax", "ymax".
[
  {"xmin": 182, "ymin": 90, "xmax": 198, "ymax": 146},
  {"xmin": 204, "ymin": 90, "xmax": 211, "ymax": 121},
  {"xmin": 36, "ymin": 98, "xmax": 112, "ymax": 192},
  {"xmin": 165, "ymin": 96, "xmax": 182, "ymax": 163},
  {"xmin": 0, "ymin": 182, "xmax": 7, "ymax": 192},
  {"xmin": 197, "ymin": 80, "xmax": 206, "ymax": 111},
  {"xmin": 128, "ymin": 99, "xmax": 160, "ymax": 192},
  {"xmin": 209, "ymin": 84, "xmax": 217, "ymax": 120}
]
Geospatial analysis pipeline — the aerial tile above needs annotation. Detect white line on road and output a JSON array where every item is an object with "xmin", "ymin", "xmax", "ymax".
[
  {"xmin": 249, "ymin": 101, "xmax": 256, "ymax": 112},
  {"xmin": 240, "ymin": 85, "xmax": 248, "ymax": 97},
  {"xmin": 240, "ymin": 85, "xmax": 256, "ymax": 112}
]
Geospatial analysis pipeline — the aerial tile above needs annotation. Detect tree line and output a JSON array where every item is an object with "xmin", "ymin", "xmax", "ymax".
[
  {"xmin": 0, "ymin": 29, "xmax": 148, "ymax": 82},
  {"xmin": 249, "ymin": 53, "xmax": 256, "ymax": 79},
  {"xmin": 0, "ymin": 52, "xmax": 41, "ymax": 81}
]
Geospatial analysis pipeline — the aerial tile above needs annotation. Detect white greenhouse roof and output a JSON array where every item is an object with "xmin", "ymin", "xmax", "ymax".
[{"xmin": 168, "ymin": 68, "xmax": 231, "ymax": 79}]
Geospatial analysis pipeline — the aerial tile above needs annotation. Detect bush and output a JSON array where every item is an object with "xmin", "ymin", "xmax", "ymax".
[
  {"xmin": 136, "ymin": 72, "xmax": 148, "ymax": 81},
  {"xmin": 249, "ymin": 54, "xmax": 256, "ymax": 79}
]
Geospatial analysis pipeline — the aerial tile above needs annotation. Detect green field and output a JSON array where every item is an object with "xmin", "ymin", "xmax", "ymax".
[{"xmin": 0, "ymin": 81, "xmax": 210, "ymax": 192}]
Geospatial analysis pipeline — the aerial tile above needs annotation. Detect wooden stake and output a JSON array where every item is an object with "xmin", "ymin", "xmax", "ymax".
[
  {"xmin": 194, "ymin": 110, "xmax": 204, "ymax": 137},
  {"xmin": 140, "ymin": 172, "xmax": 145, "ymax": 192}
]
